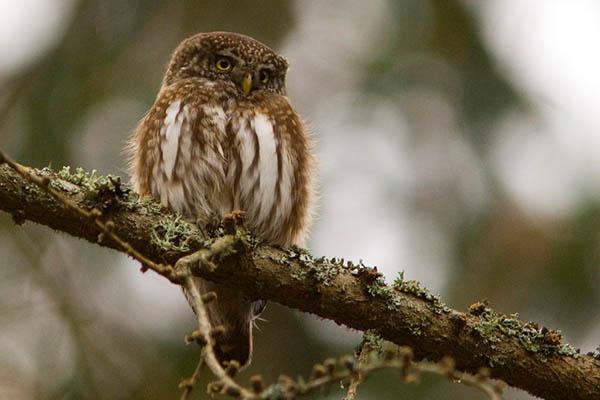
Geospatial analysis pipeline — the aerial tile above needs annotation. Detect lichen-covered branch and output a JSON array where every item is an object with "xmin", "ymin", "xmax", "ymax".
[{"xmin": 0, "ymin": 160, "xmax": 599, "ymax": 400}]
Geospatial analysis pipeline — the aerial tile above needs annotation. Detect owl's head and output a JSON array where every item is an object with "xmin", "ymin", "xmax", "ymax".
[{"xmin": 163, "ymin": 32, "xmax": 289, "ymax": 96}]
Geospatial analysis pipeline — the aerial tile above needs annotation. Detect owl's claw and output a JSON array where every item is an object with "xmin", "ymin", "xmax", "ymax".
[
  {"xmin": 224, "ymin": 210, "xmax": 245, "ymax": 221},
  {"xmin": 196, "ymin": 214, "xmax": 220, "ymax": 237},
  {"xmin": 222, "ymin": 210, "xmax": 245, "ymax": 234},
  {"xmin": 193, "ymin": 217, "xmax": 210, "ymax": 237}
]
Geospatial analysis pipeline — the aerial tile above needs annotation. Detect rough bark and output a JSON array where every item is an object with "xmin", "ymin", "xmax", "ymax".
[{"xmin": 0, "ymin": 163, "xmax": 598, "ymax": 400}]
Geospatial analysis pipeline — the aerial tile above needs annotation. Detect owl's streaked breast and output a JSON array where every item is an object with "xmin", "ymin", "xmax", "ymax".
[
  {"xmin": 226, "ymin": 110, "xmax": 295, "ymax": 244},
  {"xmin": 145, "ymin": 101, "xmax": 297, "ymax": 247},
  {"xmin": 149, "ymin": 98, "xmax": 229, "ymax": 220}
]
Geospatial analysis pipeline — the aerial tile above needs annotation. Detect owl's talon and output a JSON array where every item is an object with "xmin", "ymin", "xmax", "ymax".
[
  {"xmin": 197, "ymin": 225, "xmax": 209, "ymax": 238},
  {"xmin": 223, "ymin": 210, "xmax": 245, "ymax": 234},
  {"xmin": 225, "ymin": 210, "xmax": 245, "ymax": 219}
]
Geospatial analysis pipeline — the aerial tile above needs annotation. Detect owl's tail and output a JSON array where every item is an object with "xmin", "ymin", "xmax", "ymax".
[
  {"xmin": 213, "ymin": 322, "xmax": 253, "ymax": 367},
  {"xmin": 184, "ymin": 278, "xmax": 257, "ymax": 368}
]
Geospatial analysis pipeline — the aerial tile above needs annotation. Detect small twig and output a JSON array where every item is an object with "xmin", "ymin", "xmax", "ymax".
[
  {"xmin": 179, "ymin": 349, "xmax": 206, "ymax": 400},
  {"xmin": 261, "ymin": 349, "xmax": 504, "ymax": 400},
  {"xmin": 419, "ymin": 360, "xmax": 505, "ymax": 400},
  {"xmin": 173, "ymin": 234, "xmax": 239, "ymax": 279},
  {"xmin": 182, "ymin": 276, "xmax": 253, "ymax": 398},
  {"xmin": 0, "ymin": 149, "xmax": 177, "ymax": 282},
  {"xmin": 342, "ymin": 336, "xmax": 374, "ymax": 400}
]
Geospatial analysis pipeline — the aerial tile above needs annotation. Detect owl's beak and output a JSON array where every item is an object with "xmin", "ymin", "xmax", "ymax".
[{"xmin": 241, "ymin": 73, "xmax": 253, "ymax": 96}]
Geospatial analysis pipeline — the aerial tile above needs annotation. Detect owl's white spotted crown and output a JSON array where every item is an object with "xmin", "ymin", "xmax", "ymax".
[{"xmin": 198, "ymin": 32, "xmax": 287, "ymax": 66}]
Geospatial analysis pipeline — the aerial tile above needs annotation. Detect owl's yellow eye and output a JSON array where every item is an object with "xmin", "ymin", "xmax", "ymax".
[
  {"xmin": 259, "ymin": 69, "xmax": 270, "ymax": 84},
  {"xmin": 215, "ymin": 58, "xmax": 233, "ymax": 71}
]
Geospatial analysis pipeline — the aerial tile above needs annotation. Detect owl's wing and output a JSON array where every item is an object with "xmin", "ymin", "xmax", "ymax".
[
  {"xmin": 227, "ymin": 93, "xmax": 316, "ymax": 246},
  {"xmin": 128, "ymin": 80, "xmax": 230, "ymax": 220}
]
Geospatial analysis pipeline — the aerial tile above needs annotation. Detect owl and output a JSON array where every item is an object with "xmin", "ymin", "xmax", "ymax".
[{"xmin": 127, "ymin": 32, "xmax": 315, "ymax": 367}]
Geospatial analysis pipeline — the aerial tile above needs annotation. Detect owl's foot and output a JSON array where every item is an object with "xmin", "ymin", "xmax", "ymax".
[
  {"xmin": 224, "ymin": 210, "xmax": 245, "ymax": 220},
  {"xmin": 197, "ymin": 214, "xmax": 221, "ymax": 237},
  {"xmin": 223, "ymin": 210, "xmax": 245, "ymax": 234},
  {"xmin": 196, "ymin": 223, "xmax": 210, "ymax": 238}
]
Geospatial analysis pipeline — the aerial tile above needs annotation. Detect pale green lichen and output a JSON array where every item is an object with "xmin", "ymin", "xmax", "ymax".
[
  {"xmin": 272, "ymin": 251, "xmax": 447, "ymax": 315},
  {"xmin": 360, "ymin": 330, "xmax": 384, "ymax": 355},
  {"xmin": 557, "ymin": 343, "xmax": 579, "ymax": 357},
  {"xmin": 470, "ymin": 303, "xmax": 580, "ymax": 362},
  {"xmin": 150, "ymin": 214, "xmax": 198, "ymax": 252},
  {"xmin": 275, "ymin": 247, "xmax": 344, "ymax": 286},
  {"xmin": 31, "ymin": 166, "xmax": 222, "ymax": 253},
  {"xmin": 132, "ymin": 194, "xmax": 165, "ymax": 214},
  {"xmin": 487, "ymin": 355, "xmax": 507, "ymax": 368},
  {"xmin": 261, "ymin": 386, "xmax": 285, "ymax": 400},
  {"xmin": 393, "ymin": 271, "xmax": 450, "ymax": 314},
  {"xmin": 273, "ymin": 250, "xmax": 391, "ymax": 293},
  {"xmin": 52, "ymin": 166, "xmax": 168, "ymax": 216},
  {"xmin": 290, "ymin": 268, "xmax": 308, "ymax": 281},
  {"xmin": 55, "ymin": 166, "xmax": 131, "ymax": 207},
  {"xmin": 407, "ymin": 321, "xmax": 424, "ymax": 337},
  {"xmin": 592, "ymin": 345, "xmax": 600, "ymax": 360},
  {"xmin": 365, "ymin": 276, "xmax": 402, "ymax": 311}
]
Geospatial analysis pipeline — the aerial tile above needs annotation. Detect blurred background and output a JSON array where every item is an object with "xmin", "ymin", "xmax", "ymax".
[{"xmin": 1, "ymin": 0, "xmax": 599, "ymax": 399}]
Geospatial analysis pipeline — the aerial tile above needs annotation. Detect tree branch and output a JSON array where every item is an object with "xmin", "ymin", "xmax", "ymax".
[{"xmin": 0, "ymin": 161, "xmax": 598, "ymax": 400}]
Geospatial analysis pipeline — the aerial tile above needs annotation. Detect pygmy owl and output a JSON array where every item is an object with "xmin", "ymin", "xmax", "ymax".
[{"xmin": 128, "ymin": 32, "xmax": 316, "ymax": 367}]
